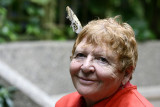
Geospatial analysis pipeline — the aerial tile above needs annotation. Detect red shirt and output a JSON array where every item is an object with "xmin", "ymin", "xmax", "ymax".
[{"xmin": 55, "ymin": 83, "xmax": 153, "ymax": 107}]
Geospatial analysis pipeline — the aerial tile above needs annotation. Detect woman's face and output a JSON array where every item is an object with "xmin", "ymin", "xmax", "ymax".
[{"xmin": 70, "ymin": 38, "xmax": 125, "ymax": 102}]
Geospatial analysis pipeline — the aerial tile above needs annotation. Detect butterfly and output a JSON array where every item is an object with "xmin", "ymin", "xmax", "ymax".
[{"xmin": 66, "ymin": 6, "xmax": 82, "ymax": 34}]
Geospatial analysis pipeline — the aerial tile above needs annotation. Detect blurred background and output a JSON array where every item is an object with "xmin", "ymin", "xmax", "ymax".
[
  {"xmin": 0, "ymin": 0, "xmax": 160, "ymax": 42},
  {"xmin": 0, "ymin": 0, "xmax": 160, "ymax": 107}
]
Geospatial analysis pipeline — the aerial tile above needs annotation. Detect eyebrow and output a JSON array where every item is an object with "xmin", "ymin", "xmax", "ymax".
[
  {"xmin": 75, "ymin": 46, "xmax": 106, "ymax": 56},
  {"xmin": 74, "ymin": 48, "xmax": 85, "ymax": 55}
]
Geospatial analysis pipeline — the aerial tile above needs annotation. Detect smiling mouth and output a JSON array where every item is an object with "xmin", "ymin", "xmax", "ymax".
[{"xmin": 76, "ymin": 76, "xmax": 97, "ymax": 85}]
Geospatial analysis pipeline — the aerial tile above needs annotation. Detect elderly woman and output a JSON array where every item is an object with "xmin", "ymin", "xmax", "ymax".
[{"xmin": 55, "ymin": 16, "xmax": 153, "ymax": 107}]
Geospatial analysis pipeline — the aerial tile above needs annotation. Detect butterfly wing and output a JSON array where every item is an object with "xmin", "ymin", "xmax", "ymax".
[{"xmin": 66, "ymin": 6, "xmax": 82, "ymax": 34}]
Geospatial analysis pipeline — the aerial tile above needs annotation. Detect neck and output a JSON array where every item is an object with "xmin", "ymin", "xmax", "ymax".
[{"xmin": 85, "ymin": 99, "xmax": 94, "ymax": 107}]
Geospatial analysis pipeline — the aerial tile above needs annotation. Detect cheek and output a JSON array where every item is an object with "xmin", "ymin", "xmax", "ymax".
[
  {"xmin": 96, "ymin": 66, "xmax": 123, "ymax": 90},
  {"xmin": 95, "ymin": 65, "xmax": 119, "ymax": 80},
  {"xmin": 70, "ymin": 60, "xmax": 81, "ymax": 75}
]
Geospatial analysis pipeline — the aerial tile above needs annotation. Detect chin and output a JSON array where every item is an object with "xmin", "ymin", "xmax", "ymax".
[{"xmin": 76, "ymin": 85, "xmax": 97, "ymax": 96}]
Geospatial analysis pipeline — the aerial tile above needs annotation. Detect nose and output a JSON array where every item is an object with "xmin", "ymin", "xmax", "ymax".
[{"xmin": 80, "ymin": 56, "xmax": 95, "ymax": 73}]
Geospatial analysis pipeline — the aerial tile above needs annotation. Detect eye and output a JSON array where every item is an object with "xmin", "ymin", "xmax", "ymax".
[
  {"xmin": 98, "ymin": 57, "xmax": 109, "ymax": 64},
  {"xmin": 75, "ymin": 53, "xmax": 85, "ymax": 58}
]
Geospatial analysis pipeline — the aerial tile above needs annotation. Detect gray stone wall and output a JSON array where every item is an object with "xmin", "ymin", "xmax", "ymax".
[
  {"xmin": 132, "ymin": 41, "xmax": 160, "ymax": 86},
  {"xmin": 0, "ymin": 41, "xmax": 160, "ymax": 106}
]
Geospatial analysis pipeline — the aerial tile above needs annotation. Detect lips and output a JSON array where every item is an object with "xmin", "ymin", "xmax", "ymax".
[{"xmin": 76, "ymin": 76, "xmax": 97, "ymax": 85}]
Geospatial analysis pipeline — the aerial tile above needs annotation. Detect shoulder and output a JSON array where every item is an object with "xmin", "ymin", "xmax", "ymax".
[
  {"xmin": 55, "ymin": 92, "xmax": 81, "ymax": 107},
  {"xmin": 106, "ymin": 85, "xmax": 153, "ymax": 107},
  {"xmin": 130, "ymin": 88, "xmax": 153, "ymax": 107}
]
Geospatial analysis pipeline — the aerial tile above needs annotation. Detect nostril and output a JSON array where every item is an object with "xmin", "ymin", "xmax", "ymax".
[
  {"xmin": 89, "ymin": 66, "xmax": 95, "ymax": 72},
  {"xmin": 81, "ymin": 64, "xmax": 95, "ymax": 73}
]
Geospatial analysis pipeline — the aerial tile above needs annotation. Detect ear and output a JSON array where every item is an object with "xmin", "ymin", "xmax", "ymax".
[{"xmin": 122, "ymin": 66, "xmax": 133, "ymax": 85}]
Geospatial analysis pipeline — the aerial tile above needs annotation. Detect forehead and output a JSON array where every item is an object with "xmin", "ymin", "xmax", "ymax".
[
  {"xmin": 76, "ymin": 38, "xmax": 117, "ymax": 58},
  {"xmin": 76, "ymin": 37, "xmax": 105, "ymax": 49},
  {"xmin": 76, "ymin": 39, "xmax": 104, "ymax": 53}
]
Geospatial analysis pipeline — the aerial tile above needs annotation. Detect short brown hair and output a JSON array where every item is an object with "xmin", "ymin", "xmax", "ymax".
[{"xmin": 71, "ymin": 16, "xmax": 138, "ymax": 73}]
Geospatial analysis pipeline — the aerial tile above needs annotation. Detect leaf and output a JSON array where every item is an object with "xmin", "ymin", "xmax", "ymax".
[
  {"xmin": 0, "ymin": 86, "xmax": 15, "ymax": 107},
  {"xmin": 5, "ymin": 96, "xmax": 13, "ymax": 107},
  {"xmin": 30, "ymin": 0, "xmax": 51, "ymax": 5}
]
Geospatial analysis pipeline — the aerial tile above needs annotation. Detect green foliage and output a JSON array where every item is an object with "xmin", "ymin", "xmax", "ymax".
[
  {"xmin": 0, "ymin": 0, "xmax": 13, "ymax": 6},
  {"xmin": 30, "ymin": 0, "xmax": 51, "ymax": 6},
  {"xmin": 0, "ymin": 0, "xmax": 159, "ymax": 42},
  {"xmin": 0, "ymin": 85, "xmax": 16, "ymax": 107},
  {"xmin": 87, "ymin": 0, "xmax": 158, "ymax": 41},
  {"xmin": 0, "ymin": 7, "xmax": 19, "ymax": 42},
  {"xmin": 128, "ymin": 18, "xmax": 156, "ymax": 41}
]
